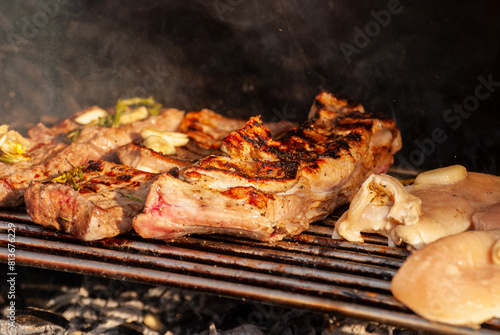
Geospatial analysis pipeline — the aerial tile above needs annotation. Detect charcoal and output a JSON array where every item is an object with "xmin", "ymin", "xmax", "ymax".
[
  {"xmin": 102, "ymin": 321, "xmax": 145, "ymax": 335},
  {"xmin": 0, "ymin": 307, "xmax": 69, "ymax": 335},
  {"xmin": 0, "ymin": 266, "xmax": 425, "ymax": 334}
]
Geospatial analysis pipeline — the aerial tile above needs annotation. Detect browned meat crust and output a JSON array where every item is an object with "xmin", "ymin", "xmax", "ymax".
[
  {"xmin": 0, "ymin": 108, "xmax": 185, "ymax": 207},
  {"xmin": 25, "ymin": 160, "xmax": 158, "ymax": 241},
  {"xmin": 118, "ymin": 109, "xmax": 296, "ymax": 174},
  {"xmin": 117, "ymin": 141, "xmax": 195, "ymax": 174},
  {"xmin": 179, "ymin": 108, "xmax": 297, "ymax": 150},
  {"xmin": 133, "ymin": 91, "xmax": 402, "ymax": 242}
]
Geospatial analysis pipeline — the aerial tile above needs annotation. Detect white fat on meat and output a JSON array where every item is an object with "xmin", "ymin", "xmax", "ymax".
[
  {"xmin": 391, "ymin": 229, "xmax": 500, "ymax": 326},
  {"xmin": 333, "ymin": 165, "xmax": 500, "ymax": 250}
]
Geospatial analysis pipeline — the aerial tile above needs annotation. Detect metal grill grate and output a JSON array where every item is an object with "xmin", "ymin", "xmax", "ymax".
[{"xmin": 1, "ymin": 208, "xmax": 499, "ymax": 334}]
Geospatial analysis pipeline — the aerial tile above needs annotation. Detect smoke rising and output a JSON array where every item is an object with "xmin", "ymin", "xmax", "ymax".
[{"xmin": 0, "ymin": 0, "xmax": 498, "ymax": 173}]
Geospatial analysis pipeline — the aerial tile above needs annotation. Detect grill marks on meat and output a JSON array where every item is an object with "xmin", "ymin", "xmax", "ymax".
[
  {"xmin": 179, "ymin": 109, "xmax": 247, "ymax": 149},
  {"xmin": 117, "ymin": 109, "xmax": 296, "ymax": 174},
  {"xmin": 0, "ymin": 108, "xmax": 185, "ymax": 207},
  {"xmin": 117, "ymin": 142, "xmax": 196, "ymax": 174},
  {"xmin": 19, "ymin": 91, "xmax": 400, "ymax": 242},
  {"xmin": 133, "ymin": 91, "xmax": 402, "ymax": 242},
  {"xmin": 133, "ymin": 173, "xmax": 286, "ymax": 241},
  {"xmin": 179, "ymin": 108, "xmax": 297, "ymax": 150},
  {"xmin": 25, "ymin": 160, "xmax": 158, "ymax": 241},
  {"xmin": 0, "ymin": 126, "xmax": 133, "ymax": 207}
]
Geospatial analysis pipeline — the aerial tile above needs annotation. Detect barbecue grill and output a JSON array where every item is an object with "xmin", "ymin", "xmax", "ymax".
[
  {"xmin": 1, "ymin": 0, "xmax": 500, "ymax": 333},
  {"xmin": 1, "ymin": 205, "xmax": 500, "ymax": 334}
]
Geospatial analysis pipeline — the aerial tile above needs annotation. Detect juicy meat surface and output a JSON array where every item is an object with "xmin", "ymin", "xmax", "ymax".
[
  {"xmin": 0, "ymin": 142, "xmax": 66, "ymax": 180},
  {"xmin": 119, "ymin": 109, "xmax": 297, "ymax": 174},
  {"xmin": 133, "ymin": 91, "xmax": 402, "ymax": 242},
  {"xmin": 25, "ymin": 160, "xmax": 158, "ymax": 241},
  {"xmin": 179, "ymin": 109, "xmax": 297, "ymax": 150},
  {"xmin": 391, "ymin": 229, "xmax": 500, "ymax": 326},
  {"xmin": 0, "ymin": 108, "xmax": 185, "ymax": 207},
  {"xmin": 26, "ymin": 105, "xmax": 106, "ymax": 145},
  {"xmin": 333, "ymin": 167, "xmax": 500, "ymax": 250},
  {"xmin": 179, "ymin": 109, "xmax": 248, "ymax": 149},
  {"xmin": 117, "ymin": 142, "xmax": 196, "ymax": 174},
  {"xmin": 0, "ymin": 126, "xmax": 133, "ymax": 207},
  {"xmin": 133, "ymin": 172, "xmax": 287, "ymax": 241}
]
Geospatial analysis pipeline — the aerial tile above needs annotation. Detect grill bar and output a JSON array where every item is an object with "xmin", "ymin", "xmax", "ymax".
[{"xmin": 1, "ymin": 209, "xmax": 499, "ymax": 334}]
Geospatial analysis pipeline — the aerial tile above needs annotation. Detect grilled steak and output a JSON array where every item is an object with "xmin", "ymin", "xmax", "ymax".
[
  {"xmin": 118, "ymin": 109, "xmax": 297, "ymax": 174},
  {"xmin": 179, "ymin": 109, "xmax": 248, "ymax": 149},
  {"xmin": 0, "ymin": 108, "xmax": 185, "ymax": 207},
  {"xmin": 117, "ymin": 141, "xmax": 197, "ymax": 174},
  {"xmin": 27, "ymin": 105, "xmax": 105, "ymax": 145},
  {"xmin": 25, "ymin": 160, "xmax": 158, "ymax": 241},
  {"xmin": 0, "ymin": 126, "xmax": 133, "ymax": 207},
  {"xmin": 133, "ymin": 91, "xmax": 402, "ymax": 242}
]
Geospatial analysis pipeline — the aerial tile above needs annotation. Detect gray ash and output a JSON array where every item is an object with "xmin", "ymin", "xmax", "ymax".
[{"xmin": 0, "ymin": 265, "xmax": 424, "ymax": 335}]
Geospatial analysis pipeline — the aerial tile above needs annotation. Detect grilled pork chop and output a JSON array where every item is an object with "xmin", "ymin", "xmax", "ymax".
[
  {"xmin": 25, "ymin": 160, "xmax": 158, "ymax": 241},
  {"xmin": 133, "ymin": 91, "xmax": 402, "ymax": 242},
  {"xmin": 27, "ymin": 105, "xmax": 106, "ymax": 145},
  {"xmin": 179, "ymin": 108, "xmax": 297, "ymax": 150},
  {"xmin": 0, "ymin": 108, "xmax": 185, "ymax": 207},
  {"xmin": 118, "ymin": 109, "xmax": 297, "ymax": 174}
]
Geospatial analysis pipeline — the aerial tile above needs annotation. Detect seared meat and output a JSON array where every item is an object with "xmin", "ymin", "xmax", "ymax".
[
  {"xmin": 0, "ymin": 108, "xmax": 185, "ymax": 207},
  {"xmin": 179, "ymin": 108, "xmax": 297, "ymax": 150},
  {"xmin": 118, "ymin": 107, "xmax": 185, "ymax": 140},
  {"xmin": 25, "ymin": 160, "xmax": 158, "ymax": 241},
  {"xmin": 0, "ymin": 126, "xmax": 133, "ymax": 207},
  {"xmin": 133, "ymin": 172, "xmax": 285, "ymax": 241},
  {"xmin": 133, "ymin": 91, "xmax": 402, "ymax": 242},
  {"xmin": 179, "ymin": 109, "xmax": 247, "ymax": 149},
  {"xmin": 27, "ymin": 105, "xmax": 104, "ymax": 144},
  {"xmin": 117, "ymin": 141, "xmax": 196, "ymax": 174},
  {"xmin": 0, "ymin": 142, "xmax": 66, "ymax": 180},
  {"xmin": 28, "ymin": 106, "xmax": 185, "ymax": 145},
  {"xmin": 119, "ymin": 109, "xmax": 296, "ymax": 173}
]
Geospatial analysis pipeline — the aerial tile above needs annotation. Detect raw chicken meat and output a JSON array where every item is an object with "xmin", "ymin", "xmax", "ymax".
[
  {"xmin": 391, "ymin": 229, "xmax": 500, "ymax": 326},
  {"xmin": 333, "ymin": 165, "xmax": 500, "ymax": 249}
]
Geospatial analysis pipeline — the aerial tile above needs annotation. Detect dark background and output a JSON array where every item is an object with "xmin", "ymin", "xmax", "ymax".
[{"xmin": 0, "ymin": 0, "xmax": 499, "ymax": 174}]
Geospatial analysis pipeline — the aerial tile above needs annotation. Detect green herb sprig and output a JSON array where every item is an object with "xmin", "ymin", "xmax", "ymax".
[
  {"xmin": 115, "ymin": 96, "xmax": 162, "ymax": 116},
  {"xmin": 119, "ymin": 192, "xmax": 142, "ymax": 202},
  {"xmin": 51, "ymin": 165, "xmax": 85, "ymax": 191},
  {"xmin": 0, "ymin": 149, "xmax": 31, "ymax": 164}
]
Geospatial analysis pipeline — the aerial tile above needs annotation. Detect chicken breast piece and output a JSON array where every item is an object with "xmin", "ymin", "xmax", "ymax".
[
  {"xmin": 333, "ymin": 165, "xmax": 500, "ymax": 250},
  {"xmin": 391, "ymin": 229, "xmax": 500, "ymax": 326}
]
